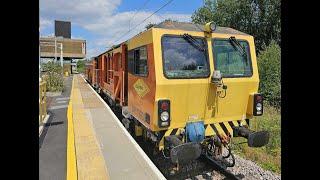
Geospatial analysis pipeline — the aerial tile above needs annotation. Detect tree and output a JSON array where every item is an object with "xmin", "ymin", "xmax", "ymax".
[
  {"xmin": 257, "ymin": 40, "xmax": 281, "ymax": 107},
  {"xmin": 77, "ymin": 60, "xmax": 86, "ymax": 73},
  {"xmin": 191, "ymin": 0, "xmax": 216, "ymax": 25},
  {"xmin": 191, "ymin": 0, "xmax": 281, "ymax": 51}
]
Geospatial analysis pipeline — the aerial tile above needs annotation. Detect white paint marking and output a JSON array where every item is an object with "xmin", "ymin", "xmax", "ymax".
[
  {"xmin": 80, "ymin": 75, "xmax": 166, "ymax": 180},
  {"xmin": 56, "ymin": 97, "xmax": 70, "ymax": 101},
  {"xmin": 56, "ymin": 100, "xmax": 68, "ymax": 104},
  {"xmin": 48, "ymin": 104, "xmax": 68, "ymax": 110}
]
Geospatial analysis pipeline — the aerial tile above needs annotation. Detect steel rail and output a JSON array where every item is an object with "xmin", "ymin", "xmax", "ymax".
[{"xmin": 203, "ymin": 154, "xmax": 243, "ymax": 180}]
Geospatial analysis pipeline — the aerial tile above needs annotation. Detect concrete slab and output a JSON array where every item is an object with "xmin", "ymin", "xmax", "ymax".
[{"xmin": 46, "ymin": 92, "xmax": 62, "ymax": 97}]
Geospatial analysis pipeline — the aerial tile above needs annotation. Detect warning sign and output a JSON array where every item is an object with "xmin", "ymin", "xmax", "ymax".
[{"xmin": 133, "ymin": 79, "xmax": 150, "ymax": 98}]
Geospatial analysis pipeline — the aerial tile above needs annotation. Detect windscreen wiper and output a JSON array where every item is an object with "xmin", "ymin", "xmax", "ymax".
[
  {"xmin": 229, "ymin": 36, "xmax": 248, "ymax": 62},
  {"xmin": 183, "ymin": 33, "xmax": 206, "ymax": 52}
]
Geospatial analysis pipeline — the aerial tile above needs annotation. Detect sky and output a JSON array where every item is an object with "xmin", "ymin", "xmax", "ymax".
[{"xmin": 40, "ymin": 0, "xmax": 204, "ymax": 58}]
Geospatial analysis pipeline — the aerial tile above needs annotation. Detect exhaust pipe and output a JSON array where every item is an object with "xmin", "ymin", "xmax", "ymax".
[{"xmin": 233, "ymin": 126, "xmax": 269, "ymax": 147}]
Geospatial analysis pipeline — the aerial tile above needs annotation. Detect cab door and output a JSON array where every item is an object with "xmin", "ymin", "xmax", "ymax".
[
  {"xmin": 156, "ymin": 34, "xmax": 211, "ymax": 129},
  {"xmin": 205, "ymin": 36, "xmax": 259, "ymax": 123}
]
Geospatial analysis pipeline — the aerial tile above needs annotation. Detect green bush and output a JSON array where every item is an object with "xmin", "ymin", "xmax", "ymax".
[
  {"xmin": 257, "ymin": 40, "xmax": 281, "ymax": 107},
  {"xmin": 77, "ymin": 60, "xmax": 85, "ymax": 73},
  {"xmin": 42, "ymin": 62, "xmax": 64, "ymax": 92},
  {"xmin": 252, "ymin": 104, "xmax": 281, "ymax": 154}
]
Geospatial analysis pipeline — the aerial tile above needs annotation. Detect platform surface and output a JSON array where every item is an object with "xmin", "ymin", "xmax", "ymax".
[
  {"xmin": 39, "ymin": 76, "xmax": 73, "ymax": 180},
  {"xmin": 71, "ymin": 74, "xmax": 165, "ymax": 180}
]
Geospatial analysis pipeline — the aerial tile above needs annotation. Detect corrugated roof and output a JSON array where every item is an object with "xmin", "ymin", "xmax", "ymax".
[{"xmin": 153, "ymin": 21, "xmax": 248, "ymax": 35}]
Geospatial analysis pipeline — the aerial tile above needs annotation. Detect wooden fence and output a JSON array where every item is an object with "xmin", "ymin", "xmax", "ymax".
[{"xmin": 39, "ymin": 80, "xmax": 47, "ymax": 124}]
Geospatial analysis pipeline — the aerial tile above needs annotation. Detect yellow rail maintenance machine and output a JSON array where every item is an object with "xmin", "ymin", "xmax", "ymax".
[{"xmin": 89, "ymin": 21, "xmax": 269, "ymax": 173}]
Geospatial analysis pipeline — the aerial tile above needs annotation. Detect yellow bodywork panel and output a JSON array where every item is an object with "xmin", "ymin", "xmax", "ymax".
[
  {"xmin": 127, "ymin": 29, "xmax": 153, "ymax": 50},
  {"xmin": 151, "ymin": 28, "xmax": 259, "ymax": 133}
]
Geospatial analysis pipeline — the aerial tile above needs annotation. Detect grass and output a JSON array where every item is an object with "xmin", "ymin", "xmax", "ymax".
[{"xmin": 231, "ymin": 104, "xmax": 281, "ymax": 174}]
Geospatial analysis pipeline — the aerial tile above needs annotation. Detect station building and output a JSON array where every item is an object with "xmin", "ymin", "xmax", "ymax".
[{"xmin": 40, "ymin": 20, "xmax": 86, "ymax": 74}]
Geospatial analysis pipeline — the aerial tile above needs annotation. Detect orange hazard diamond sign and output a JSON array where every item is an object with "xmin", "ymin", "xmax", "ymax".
[{"xmin": 133, "ymin": 79, "xmax": 150, "ymax": 98}]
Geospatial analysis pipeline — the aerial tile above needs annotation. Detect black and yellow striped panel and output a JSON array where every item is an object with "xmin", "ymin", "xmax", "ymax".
[
  {"xmin": 158, "ymin": 128, "xmax": 184, "ymax": 150},
  {"xmin": 158, "ymin": 120, "xmax": 248, "ymax": 150},
  {"xmin": 204, "ymin": 119, "xmax": 248, "ymax": 137}
]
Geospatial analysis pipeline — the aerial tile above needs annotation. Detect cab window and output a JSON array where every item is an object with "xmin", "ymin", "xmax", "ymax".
[
  {"xmin": 212, "ymin": 39, "xmax": 252, "ymax": 77},
  {"xmin": 161, "ymin": 35, "xmax": 210, "ymax": 79},
  {"xmin": 128, "ymin": 46, "xmax": 148, "ymax": 76}
]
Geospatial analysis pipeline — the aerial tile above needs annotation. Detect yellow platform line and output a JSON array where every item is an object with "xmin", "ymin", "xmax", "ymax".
[
  {"xmin": 67, "ymin": 77, "xmax": 78, "ymax": 180},
  {"xmin": 72, "ymin": 75, "xmax": 109, "ymax": 180}
]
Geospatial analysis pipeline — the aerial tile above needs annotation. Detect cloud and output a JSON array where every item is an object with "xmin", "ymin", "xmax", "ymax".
[
  {"xmin": 40, "ymin": 0, "xmax": 191, "ymax": 58},
  {"xmin": 40, "ymin": 0, "xmax": 121, "ymax": 26},
  {"xmin": 84, "ymin": 11, "xmax": 191, "ymax": 47},
  {"xmin": 40, "ymin": 18, "xmax": 52, "ymax": 32},
  {"xmin": 87, "ymin": 48, "xmax": 102, "ymax": 59}
]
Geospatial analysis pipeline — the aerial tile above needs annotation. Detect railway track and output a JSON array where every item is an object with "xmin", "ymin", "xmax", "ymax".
[
  {"xmin": 92, "ymin": 87, "xmax": 243, "ymax": 180},
  {"xmin": 136, "ymin": 137, "xmax": 243, "ymax": 180}
]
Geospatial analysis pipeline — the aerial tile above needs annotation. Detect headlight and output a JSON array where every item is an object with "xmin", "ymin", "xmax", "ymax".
[
  {"xmin": 256, "ymin": 103, "xmax": 262, "ymax": 111},
  {"xmin": 204, "ymin": 21, "xmax": 217, "ymax": 32},
  {"xmin": 210, "ymin": 22, "xmax": 217, "ymax": 31},
  {"xmin": 160, "ymin": 111, "xmax": 169, "ymax": 121}
]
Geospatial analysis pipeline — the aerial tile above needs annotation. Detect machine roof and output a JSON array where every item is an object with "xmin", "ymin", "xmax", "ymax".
[
  {"xmin": 94, "ymin": 21, "xmax": 249, "ymax": 58},
  {"xmin": 153, "ymin": 21, "xmax": 248, "ymax": 35}
]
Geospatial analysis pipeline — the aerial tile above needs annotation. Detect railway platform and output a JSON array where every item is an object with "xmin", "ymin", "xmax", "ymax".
[
  {"xmin": 40, "ymin": 74, "xmax": 165, "ymax": 180},
  {"xmin": 39, "ymin": 76, "xmax": 72, "ymax": 180}
]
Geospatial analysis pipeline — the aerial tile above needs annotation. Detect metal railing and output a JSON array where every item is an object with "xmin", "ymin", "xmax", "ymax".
[{"xmin": 39, "ymin": 80, "xmax": 47, "ymax": 124}]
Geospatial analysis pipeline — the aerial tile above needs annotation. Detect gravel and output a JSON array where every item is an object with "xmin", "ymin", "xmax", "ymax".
[
  {"xmin": 188, "ymin": 154, "xmax": 281, "ymax": 180},
  {"xmin": 226, "ymin": 154, "xmax": 281, "ymax": 180}
]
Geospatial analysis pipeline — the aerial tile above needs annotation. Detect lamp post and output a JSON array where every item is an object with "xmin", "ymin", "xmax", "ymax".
[
  {"xmin": 56, "ymin": 36, "xmax": 64, "ymax": 68},
  {"xmin": 54, "ymin": 36, "xmax": 57, "ymax": 62},
  {"xmin": 60, "ymin": 43, "xmax": 63, "ymax": 68}
]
